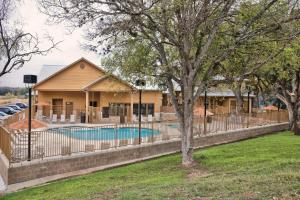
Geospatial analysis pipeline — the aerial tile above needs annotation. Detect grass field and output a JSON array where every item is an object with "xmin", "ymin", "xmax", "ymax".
[
  {"xmin": 1, "ymin": 131, "xmax": 300, "ymax": 200},
  {"xmin": 0, "ymin": 96, "xmax": 26, "ymax": 106}
]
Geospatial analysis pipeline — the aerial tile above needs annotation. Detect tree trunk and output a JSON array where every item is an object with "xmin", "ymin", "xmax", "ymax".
[
  {"xmin": 180, "ymin": 86, "xmax": 194, "ymax": 166},
  {"xmin": 276, "ymin": 94, "xmax": 300, "ymax": 135},
  {"xmin": 290, "ymin": 104, "xmax": 300, "ymax": 135},
  {"xmin": 232, "ymin": 82, "xmax": 244, "ymax": 114}
]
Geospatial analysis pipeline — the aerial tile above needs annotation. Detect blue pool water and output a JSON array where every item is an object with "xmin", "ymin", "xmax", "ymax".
[{"xmin": 50, "ymin": 127, "xmax": 160, "ymax": 140}]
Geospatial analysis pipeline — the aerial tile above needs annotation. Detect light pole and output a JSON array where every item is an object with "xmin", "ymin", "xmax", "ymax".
[
  {"xmin": 204, "ymin": 84, "xmax": 208, "ymax": 117},
  {"xmin": 247, "ymin": 86, "xmax": 251, "ymax": 114},
  {"xmin": 24, "ymin": 75, "xmax": 37, "ymax": 161},
  {"xmin": 204, "ymin": 84, "xmax": 208, "ymax": 134},
  {"xmin": 135, "ymin": 79, "xmax": 146, "ymax": 144},
  {"xmin": 246, "ymin": 85, "xmax": 252, "ymax": 128}
]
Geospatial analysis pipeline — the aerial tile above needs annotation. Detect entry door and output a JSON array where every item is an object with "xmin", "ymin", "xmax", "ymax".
[
  {"xmin": 230, "ymin": 100, "xmax": 237, "ymax": 113},
  {"xmin": 65, "ymin": 102, "xmax": 73, "ymax": 118},
  {"xmin": 52, "ymin": 99, "xmax": 63, "ymax": 117}
]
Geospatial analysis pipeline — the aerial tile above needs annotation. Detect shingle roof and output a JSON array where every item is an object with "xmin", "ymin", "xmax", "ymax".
[{"xmin": 37, "ymin": 65, "xmax": 65, "ymax": 82}]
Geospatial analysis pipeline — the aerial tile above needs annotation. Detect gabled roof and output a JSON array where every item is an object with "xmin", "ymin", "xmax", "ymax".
[
  {"xmin": 34, "ymin": 57, "xmax": 105, "ymax": 89},
  {"xmin": 82, "ymin": 74, "xmax": 136, "ymax": 91}
]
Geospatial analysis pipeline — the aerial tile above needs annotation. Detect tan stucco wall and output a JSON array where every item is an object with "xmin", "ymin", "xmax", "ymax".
[
  {"xmin": 37, "ymin": 90, "xmax": 163, "ymax": 115},
  {"xmin": 38, "ymin": 91, "xmax": 86, "ymax": 112},
  {"xmin": 35, "ymin": 61, "xmax": 105, "ymax": 91}
]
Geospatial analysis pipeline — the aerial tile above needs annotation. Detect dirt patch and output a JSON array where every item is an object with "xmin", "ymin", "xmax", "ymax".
[
  {"xmin": 185, "ymin": 164, "xmax": 212, "ymax": 181},
  {"xmin": 187, "ymin": 169, "xmax": 212, "ymax": 180},
  {"xmin": 272, "ymin": 194, "xmax": 300, "ymax": 200},
  {"xmin": 90, "ymin": 188, "xmax": 120, "ymax": 200},
  {"xmin": 241, "ymin": 191, "xmax": 259, "ymax": 200},
  {"xmin": 190, "ymin": 197, "xmax": 212, "ymax": 200}
]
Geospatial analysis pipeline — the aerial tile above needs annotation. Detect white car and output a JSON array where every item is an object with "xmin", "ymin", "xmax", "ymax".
[{"xmin": 0, "ymin": 111, "xmax": 9, "ymax": 121}]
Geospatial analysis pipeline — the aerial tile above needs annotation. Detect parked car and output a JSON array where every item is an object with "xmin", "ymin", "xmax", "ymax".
[
  {"xmin": 7, "ymin": 105, "xmax": 22, "ymax": 111},
  {"xmin": 0, "ymin": 107, "xmax": 18, "ymax": 115},
  {"xmin": 16, "ymin": 102, "xmax": 28, "ymax": 109},
  {"xmin": 0, "ymin": 111, "xmax": 9, "ymax": 121}
]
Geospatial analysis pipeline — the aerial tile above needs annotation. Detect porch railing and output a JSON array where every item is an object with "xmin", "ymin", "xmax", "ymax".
[{"xmin": 2, "ymin": 110, "xmax": 289, "ymax": 164}]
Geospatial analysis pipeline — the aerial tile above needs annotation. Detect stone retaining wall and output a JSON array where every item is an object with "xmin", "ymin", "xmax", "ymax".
[{"xmin": 5, "ymin": 123, "xmax": 289, "ymax": 185}]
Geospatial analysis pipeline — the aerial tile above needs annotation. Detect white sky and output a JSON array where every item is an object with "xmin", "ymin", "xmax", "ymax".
[{"xmin": 0, "ymin": 0, "xmax": 100, "ymax": 87}]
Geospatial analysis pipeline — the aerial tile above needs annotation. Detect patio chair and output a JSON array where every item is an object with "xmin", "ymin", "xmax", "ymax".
[
  {"xmin": 132, "ymin": 114, "xmax": 138, "ymax": 122},
  {"xmin": 148, "ymin": 114, "xmax": 153, "ymax": 122},
  {"xmin": 141, "ymin": 115, "xmax": 147, "ymax": 122},
  {"xmin": 70, "ymin": 114, "xmax": 76, "ymax": 123},
  {"xmin": 60, "ymin": 114, "xmax": 66, "ymax": 123},
  {"xmin": 14, "ymin": 129, "xmax": 38, "ymax": 144},
  {"xmin": 52, "ymin": 114, "xmax": 57, "ymax": 123}
]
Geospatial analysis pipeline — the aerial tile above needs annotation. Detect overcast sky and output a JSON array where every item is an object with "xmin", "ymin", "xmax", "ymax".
[{"xmin": 0, "ymin": 0, "xmax": 100, "ymax": 87}]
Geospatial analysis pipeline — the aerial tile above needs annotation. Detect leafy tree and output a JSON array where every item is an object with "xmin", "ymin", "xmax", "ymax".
[
  {"xmin": 257, "ymin": 40, "xmax": 300, "ymax": 135},
  {"xmin": 39, "ymin": 0, "xmax": 300, "ymax": 165}
]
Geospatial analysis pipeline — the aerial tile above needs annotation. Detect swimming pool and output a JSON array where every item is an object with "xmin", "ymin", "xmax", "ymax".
[{"xmin": 49, "ymin": 127, "xmax": 160, "ymax": 140}]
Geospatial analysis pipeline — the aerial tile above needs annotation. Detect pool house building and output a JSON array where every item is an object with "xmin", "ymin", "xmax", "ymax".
[{"xmin": 34, "ymin": 58, "xmax": 163, "ymax": 123}]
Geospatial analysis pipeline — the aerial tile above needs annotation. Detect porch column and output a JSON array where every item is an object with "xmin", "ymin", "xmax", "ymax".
[
  {"xmin": 85, "ymin": 91, "xmax": 89, "ymax": 123},
  {"xmin": 130, "ymin": 91, "xmax": 134, "ymax": 122}
]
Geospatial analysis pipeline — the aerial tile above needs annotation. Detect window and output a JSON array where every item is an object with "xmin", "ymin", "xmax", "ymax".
[
  {"xmin": 108, "ymin": 103, "xmax": 129, "ymax": 116},
  {"xmin": 102, "ymin": 107, "xmax": 109, "ymax": 118},
  {"xmin": 148, "ymin": 104, "xmax": 154, "ymax": 116},
  {"xmin": 133, "ymin": 103, "xmax": 155, "ymax": 116},
  {"xmin": 89, "ymin": 101, "xmax": 97, "ymax": 107}
]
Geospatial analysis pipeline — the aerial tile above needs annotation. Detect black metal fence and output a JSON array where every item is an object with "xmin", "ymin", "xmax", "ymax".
[{"xmin": 7, "ymin": 110, "xmax": 289, "ymax": 163}]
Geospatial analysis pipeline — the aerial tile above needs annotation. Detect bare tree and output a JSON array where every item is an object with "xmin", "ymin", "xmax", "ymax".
[
  {"xmin": 39, "ymin": 0, "xmax": 300, "ymax": 166},
  {"xmin": 0, "ymin": 0, "xmax": 58, "ymax": 77}
]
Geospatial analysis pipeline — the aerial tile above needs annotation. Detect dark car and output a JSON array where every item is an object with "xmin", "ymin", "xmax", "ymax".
[
  {"xmin": 0, "ymin": 107, "xmax": 18, "ymax": 115},
  {"xmin": 7, "ymin": 105, "xmax": 22, "ymax": 111},
  {"xmin": 16, "ymin": 103, "xmax": 28, "ymax": 109}
]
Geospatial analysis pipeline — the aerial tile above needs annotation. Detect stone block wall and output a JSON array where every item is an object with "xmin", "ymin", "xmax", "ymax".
[{"xmin": 5, "ymin": 123, "xmax": 289, "ymax": 185}]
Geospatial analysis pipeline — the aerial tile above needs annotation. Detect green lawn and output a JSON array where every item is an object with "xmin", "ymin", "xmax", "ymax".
[{"xmin": 1, "ymin": 131, "xmax": 300, "ymax": 200}]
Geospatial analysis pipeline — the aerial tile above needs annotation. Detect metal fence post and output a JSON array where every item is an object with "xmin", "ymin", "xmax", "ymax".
[
  {"xmin": 115, "ymin": 124, "xmax": 118, "ymax": 148},
  {"xmin": 151, "ymin": 121, "xmax": 154, "ymax": 143},
  {"xmin": 69, "ymin": 128, "xmax": 72, "ymax": 155}
]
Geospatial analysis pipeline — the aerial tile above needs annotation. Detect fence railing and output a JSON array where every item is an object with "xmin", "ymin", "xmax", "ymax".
[
  {"xmin": 2, "ymin": 109, "xmax": 28, "ymax": 127},
  {"xmin": 3, "ymin": 110, "xmax": 289, "ymax": 163},
  {"xmin": 0, "ymin": 126, "xmax": 11, "ymax": 160},
  {"xmin": 194, "ymin": 110, "xmax": 289, "ymax": 135}
]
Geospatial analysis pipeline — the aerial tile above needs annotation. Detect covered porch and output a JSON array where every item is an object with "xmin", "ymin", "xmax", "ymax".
[{"xmin": 84, "ymin": 90, "xmax": 135, "ymax": 124}]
